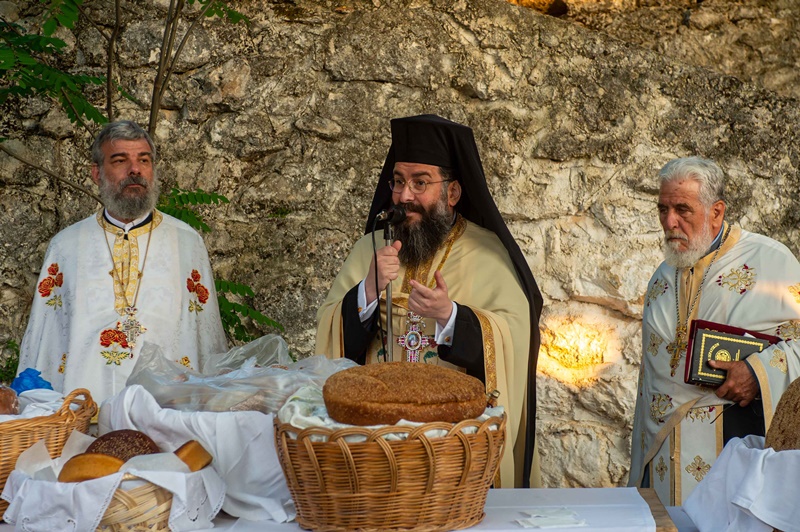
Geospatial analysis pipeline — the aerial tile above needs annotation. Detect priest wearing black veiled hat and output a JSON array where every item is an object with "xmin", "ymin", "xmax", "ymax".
[{"xmin": 316, "ymin": 114, "xmax": 543, "ymax": 488}]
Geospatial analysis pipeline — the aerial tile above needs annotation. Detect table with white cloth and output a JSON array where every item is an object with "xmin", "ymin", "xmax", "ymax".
[
  {"xmin": 210, "ymin": 488, "xmax": 688, "ymax": 531},
  {"xmin": 3, "ymin": 487, "xmax": 693, "ymax": 532}
]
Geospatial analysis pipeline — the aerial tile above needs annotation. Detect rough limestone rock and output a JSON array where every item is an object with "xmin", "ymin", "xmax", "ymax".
[{"xmin": 1, "ymin": 0, "xmax": 799, "ymax": 488}]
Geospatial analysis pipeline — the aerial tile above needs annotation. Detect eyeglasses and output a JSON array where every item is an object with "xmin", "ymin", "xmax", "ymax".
[{"xmin": 388, "ymin": 178, "xmax": 453, "ymax": 195}]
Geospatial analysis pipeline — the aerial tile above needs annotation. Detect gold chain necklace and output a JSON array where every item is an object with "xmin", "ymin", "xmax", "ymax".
[
  {"xmin": 102, "ymin": 213, "xmax": 154, "ymax": 349},
  {"xmin": 666, "ymin": 223, "xmax": 730, "ymax": 374}
]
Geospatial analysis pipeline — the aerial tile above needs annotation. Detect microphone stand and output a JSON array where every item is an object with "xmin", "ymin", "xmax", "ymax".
[{"xmin": 384, "ymin": 222, "xmax": 395, "ymax": 362}]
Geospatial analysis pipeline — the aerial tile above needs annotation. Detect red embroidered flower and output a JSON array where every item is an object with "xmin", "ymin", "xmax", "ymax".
[
  {"xmin": 100, "ymin": 329, "xmax": 129, "ymax": 348},
  {"xmin": 38, "ymin": 276, "xmax": 55, "ymax": 297},
  {"xmin": 191, "ymin": 270, "xmax": 201, "ymax": 282},
  {"xmin": 54, "ymin": 272, "xmax": 63, "ymax": 287},
  {"xmin": 195, "ymin": 284, "xmax": 209, "ymax": 304},
  {"xmin": 47, "ymin": 263, "xmax": 59, "ymax": 276},
  {"xmin": 187, "ymin": 278, "xmax": 196, "ymax": 293},
  {"xmin": 100, "ymin": 329, "xmax": 118, "ymax": 347}
]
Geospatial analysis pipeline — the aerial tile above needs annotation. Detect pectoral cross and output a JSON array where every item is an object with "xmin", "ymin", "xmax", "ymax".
[
  {"xmin": 118, "ymin": 306, "xmax": 146, "ymax": 348},
  {"xmin": 666, "ymin": 325, "xmax": 688, "ymax": 376},
  {"xmin": 397, "ymin": 312, "xmax": 432, "ymax": 363}
]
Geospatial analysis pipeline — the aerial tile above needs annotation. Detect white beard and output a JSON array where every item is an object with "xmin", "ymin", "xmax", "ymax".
[{"xmin": 663, "ymin": 217, "xmax": 715, "ymax": 269}]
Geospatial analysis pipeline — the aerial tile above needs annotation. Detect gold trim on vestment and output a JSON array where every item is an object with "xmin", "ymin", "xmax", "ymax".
[
  {"xmin": 472, "ymin": 309, "xmax": 497, "ymax": 393},
  {"xmin": 96, "ymin": 210, "xmax": 163, "ymax": 314},
  {"xmin": 400, "ymin": 214, "xmax": 467, "ymax": 293},
  {"xmin": 748, "ymin": 356, "xmax": 775, "ymax": 431},
  {"xmin": 673, "ymin": 422, "xmax": 679, "ymax": 505}
]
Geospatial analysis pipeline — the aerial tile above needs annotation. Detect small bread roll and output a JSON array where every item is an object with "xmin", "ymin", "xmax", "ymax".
[
  {"xmin": 174, "ymin": 440, "xmax": 213, "ymax": 472},
  {"xmin": 58, "ymin": 452, "xmax": 125, "ymax": 482},
  {"xmin": 86, "ymin": 429, "xmax": 161, "ymax": 462}
]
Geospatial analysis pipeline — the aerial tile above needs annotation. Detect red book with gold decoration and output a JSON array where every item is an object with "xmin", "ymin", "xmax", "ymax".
[{"xmin": 684, "ymin": 319, "xmax": 781, "ymax": 387}]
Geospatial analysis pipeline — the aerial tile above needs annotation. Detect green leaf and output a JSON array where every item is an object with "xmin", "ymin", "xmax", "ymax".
[{"xmin": 42, "ymin": 17, "xmax": 57, "ymax": 36}]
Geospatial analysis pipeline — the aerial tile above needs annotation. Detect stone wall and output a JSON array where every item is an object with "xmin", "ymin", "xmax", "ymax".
[{"xmin": 1, "ymin": 0, "xmax": 799, "ymax": 488}]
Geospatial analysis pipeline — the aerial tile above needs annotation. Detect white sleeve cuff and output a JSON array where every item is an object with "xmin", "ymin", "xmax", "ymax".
[
  {"xmin": 358, "ymin": 280, "xmax": 379, "ymax": 322},
  {"xmin": 434, "ymin": 302, "xmax": 458, "ymax": 346}
]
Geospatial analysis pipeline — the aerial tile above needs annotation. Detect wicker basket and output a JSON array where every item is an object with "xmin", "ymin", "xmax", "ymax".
[
  {"xmin": 96, "ymin": 474, "xmax": 173, "ymax": 532},
  {"xmin": 274, "ymin": 414, "xmax": 506, "ymax": 531},
  {"xmin": 0, "ymin": 388, "xmax": 97, "ymax": 515}
]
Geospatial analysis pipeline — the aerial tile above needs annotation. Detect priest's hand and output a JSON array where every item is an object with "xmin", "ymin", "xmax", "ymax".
[
  {"xmin": 408, "ymin": 271, "xmax": 453, "ymax": 327},
  {"xmin": 364, "ymin": 240, "xmax": 402, "ymax": 304},
  {"xmin": 709, "ymin": 359, "xmax": 759, "ymax": 407}
]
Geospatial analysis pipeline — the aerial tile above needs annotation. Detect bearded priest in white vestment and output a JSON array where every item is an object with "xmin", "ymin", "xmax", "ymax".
[
  {"xmin": 629, "ymin": 156, "xmax": 800, "ymax": 505},
  {"xmin": 18, "ymin": 121, "xmax": 227, "ymax": 405},
  {"xmin": 316, "ymin": 115, "xmax": 544, "ymax": 488}
]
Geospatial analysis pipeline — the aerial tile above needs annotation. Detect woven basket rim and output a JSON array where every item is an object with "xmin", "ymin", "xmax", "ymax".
[
  {"xmin": 275, "ymin": 413, "xmax": 505, "ymax": 441},
  {"xmin": 0, "ymin": 388, "xmax": 97, "ymax": 431}
]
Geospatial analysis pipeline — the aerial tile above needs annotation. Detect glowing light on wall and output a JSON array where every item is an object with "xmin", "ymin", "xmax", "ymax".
[{"xmin": 539, "ymin": 317, "xmax": 618, "ymax": 385}]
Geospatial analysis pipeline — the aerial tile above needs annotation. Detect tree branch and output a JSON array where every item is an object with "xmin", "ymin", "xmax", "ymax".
[
  {"xmin": 149, "ymin": 0, "xmax": 182, "ymax": 135},
  {"xmin": 0, "ymin": 143, "xmax": 102, "ymax": 204},
  {"xmin": 106, "ymin": 0, "xmax": 121, "ymax": 120},
  {"xmin": 159, "ymin": 0, "xmax": 216, "ymax": 105},
  {"xmin": 76, "ymin": 2, "xmax": 111, "ymax": 42}
]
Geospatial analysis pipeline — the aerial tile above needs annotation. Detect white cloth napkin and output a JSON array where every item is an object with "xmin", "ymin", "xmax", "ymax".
[
  {"xmin": 99, "ymin": 384, "xmax": 293, "ymax": 522},
  {"xmin": 684, "ymin": 435, "xmax": 800, "ymax": 532},
  {"xmin": 516, "ymin": 507, "xmax": 587, "ymax": 528}
]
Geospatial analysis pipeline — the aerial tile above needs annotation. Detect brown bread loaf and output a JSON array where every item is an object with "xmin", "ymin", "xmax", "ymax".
[
  {"xmin": 58, "ymin": 453, "xmax": 125, "ymax": 482},
  {"xmin": 0, "ymin": 385, "xmax": 19, "ymax": 415},
  {"xmin": 174, "ymin": 440, "xmax": 213, "ymax": 472},
  {"xmin": 765, "ymin": 377, "xmax": 800, "ymax": 451},
  {"xmin": 86, "ymin": 429, "xmax": 161, "ymax": 462},
  {"xmin": 323, "ymin": 362, "xmax": 486, "ymax": 426}
]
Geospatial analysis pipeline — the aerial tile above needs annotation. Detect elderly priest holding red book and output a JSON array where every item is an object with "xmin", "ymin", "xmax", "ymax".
[{"xmin": 629, "ymin": 156, "xmax": 800, "ymax": 505}]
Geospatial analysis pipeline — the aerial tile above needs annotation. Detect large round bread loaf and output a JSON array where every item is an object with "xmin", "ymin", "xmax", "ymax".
[
  {"xmin": 86, "ymin": 429, "xmax": 161, "ymax": 462},
  {"xmin": 765, "ymin": 377, "xmax": 800, "ymax": 451},
  {"xmin": 323, "ymin": 362, "xmax": 486, "ymax": 426}
]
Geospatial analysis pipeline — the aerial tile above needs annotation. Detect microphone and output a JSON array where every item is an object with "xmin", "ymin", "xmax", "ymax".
[{"xmin": 376, "ymin": 204, "xmax": 406, "ymax": 225}]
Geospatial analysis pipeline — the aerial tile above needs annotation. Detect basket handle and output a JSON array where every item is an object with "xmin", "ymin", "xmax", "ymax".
[{"xmin": 56, "ymin": 388, "xmax": 98, "ymax": 419}]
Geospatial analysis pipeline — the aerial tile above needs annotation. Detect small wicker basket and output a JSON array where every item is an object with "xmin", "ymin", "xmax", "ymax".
[
  {"xmin": 97, "ymin": 474, "xmax": 173, "ymax": 532},
  {"xmin": 274, "ymin": 414, "xmax": 506, "ymax": 531},
  {"xmin": 0, "ymin": 388, "xmax": 97, "ymax": 515}
]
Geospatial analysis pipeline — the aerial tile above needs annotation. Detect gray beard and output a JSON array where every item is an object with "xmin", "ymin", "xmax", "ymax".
[
  {"xmin": 99, "ymin": 171, "xmax": 160, "ymax": 221},
  {"xmin": 393, "ymin": 199, "xmax": 453, "ymax": 269},
  {"xmin": 663, "ymin": 218, "xmax": 715, "ymax": 269}
]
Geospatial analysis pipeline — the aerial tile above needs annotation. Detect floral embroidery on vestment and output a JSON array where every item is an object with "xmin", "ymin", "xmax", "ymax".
[
  {"xmin": 776, "ymin": 320, "xmax": 800, "ymax": 340},
  {"xmin": 686, "ymin": 456, "xmax": 711, "ymax": 482},
  {"xmin": 647, "ymin": 333, "xmax": 662, "ymax": 357},
  {"xmin": 645, "ymin": 279, "xmax": 669, "ymax": 307},
  {"xmin": 187, "ymin": 269, "xmax": 210, "ymax": 313},
  {"xmin": 177, "ymin": 356, "xmax": 193, "ymax": 369},
  {"xmin": 790, "ymin": 284, "xmax": 800, "ymax": 304},
  {"xmin": 58, "ymin": 353, "xmax": 67, "ymax": 374},
  {"xmin": 38, "ymin": 262, "xmax": 64, "ymax": 308},
  {"xmin": 715, "ymin": 264, "xmax": 756, "ymax": 294},
  {"xmin": 99, "ymin": 328, "xmax": 130, "ymax": 365},
  {"xmin": 656, "ymin": 456, "xmax": 668, "ymax": 482},
  {"xmin": 770, "ymin": 349, "xmax": 788, "ymax": 374},
  {"xmin": 650, "ymin": 393, "xmax": 673, "ymax": 424},
  {"xmin": 686, "ymin": 406, "xmax": 713, "ymax": 422}
]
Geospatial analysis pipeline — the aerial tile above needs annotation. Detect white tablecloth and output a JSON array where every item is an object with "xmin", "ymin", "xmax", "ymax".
[{"xmin": 3, "ymin": 487, "xmax": 694, "ymax": 531}]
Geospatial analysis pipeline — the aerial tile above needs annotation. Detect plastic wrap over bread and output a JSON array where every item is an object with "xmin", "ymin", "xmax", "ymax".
[{"xmin": 126, "ymin": 335, "xmax": 359, "ymax": 413}]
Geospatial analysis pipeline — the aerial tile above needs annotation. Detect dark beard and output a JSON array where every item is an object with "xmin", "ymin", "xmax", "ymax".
[
  {"xmin": 393, "ymin": 199, "xmax": 453, "ymax": 268},
  {"xmin": 99, "ymin": 173, "xmax": 160, "ymax": 220}
]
